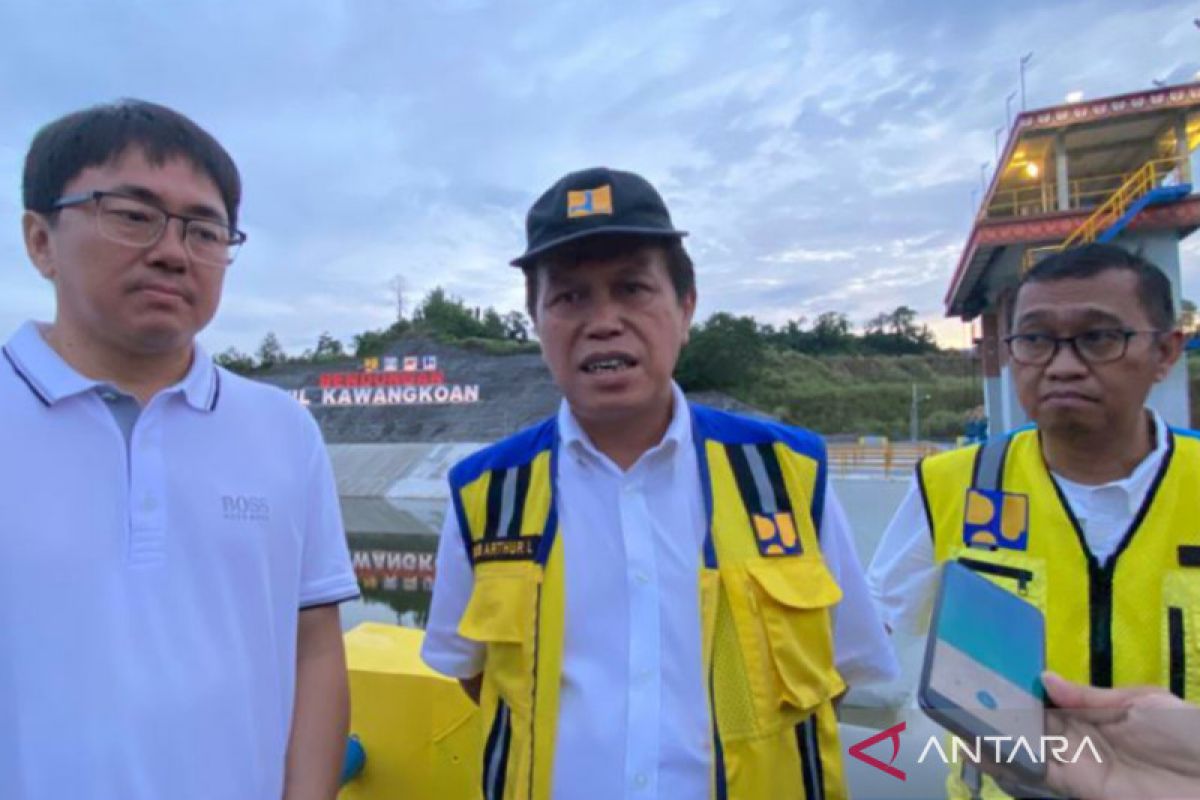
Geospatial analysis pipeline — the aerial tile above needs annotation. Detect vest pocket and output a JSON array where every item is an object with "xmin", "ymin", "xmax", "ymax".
[
  {"xmin": 1162, "ymin": 570, "xmax": 1200, "ymax": 700},
  {"xmin": 458, "ymin": 561, "xmax": 540, "ymax": 714},
  {"xmin": 745, "ymin": 558, "xmax": 844, "ymax": 714},
  {"xmin": 955, "ymin": 550, "xmax": 1047, "ymax": 612}
]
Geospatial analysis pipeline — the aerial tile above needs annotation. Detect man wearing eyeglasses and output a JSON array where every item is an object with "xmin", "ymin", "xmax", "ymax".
[
  {"xmin": 867, "ymin": 243, "xmax": 1196, "ymax": 798},
  {"xmin": 0, "ymin": 100, "xmax": 358, "ymax": 800}
]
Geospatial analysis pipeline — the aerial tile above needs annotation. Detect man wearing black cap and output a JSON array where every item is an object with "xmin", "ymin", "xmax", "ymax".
[{"xmin": 423, "ymin": 167, "xmax": 896, "ymax": 799}]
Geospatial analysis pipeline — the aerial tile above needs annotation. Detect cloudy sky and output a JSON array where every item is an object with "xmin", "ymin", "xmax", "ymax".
[{"xmin": 2, "ymin": 0, "xmax": 1198, "ymax": 355}]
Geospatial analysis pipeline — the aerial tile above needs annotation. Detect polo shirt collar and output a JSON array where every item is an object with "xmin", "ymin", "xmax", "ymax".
[
  {"xmin": 1051, "ymin": 407, "xmax": 1171, "ymax": 516},
  {"xmin": 2, "ymin": 320, "xmax": 219, "ymax": 411},
  {"xmin": 177, "ymin": 342, "xmax": 220, "ymax": 412},
  {"xmin": 557, "ymin": 380, "xmax": 692, "ymax": 464}
]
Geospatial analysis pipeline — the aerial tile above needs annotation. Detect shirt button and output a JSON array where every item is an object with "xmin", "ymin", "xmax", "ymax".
[
  {"xmin": 634, "ymin": 773, "xmax": 648, "ymax": 789},
  {"xmin": 143, "ymin": 497, "xmax": 157, "ymax": 512},
  {"xmin": 635, "ymin": 572, "xmax": 650, "ymax": 585}
]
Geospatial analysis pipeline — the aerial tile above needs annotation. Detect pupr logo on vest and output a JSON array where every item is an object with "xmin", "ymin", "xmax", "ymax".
[
  {"xmin": 566, "ymin": 185, "xmax": 613, "ymax": 218},
  {"xmin": 962, "ymin": 488, "xmax": 1028, "ymax": 550},
  {"xmin": 753, "ymin": 511, "xmax": 802, "ymax": 556},
  {"xmin": 222, "ymin": 494, "xmax": 271, "ymax": 523}
]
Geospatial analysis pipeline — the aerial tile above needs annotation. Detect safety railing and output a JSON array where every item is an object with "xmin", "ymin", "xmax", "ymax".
[
  {"xmin": 986, "ymin": 161, "xmax": 1184, "ymax": 220},
  {"xmin": 827, "ymin": 441, "xmax": 946, "ymax": 480},
  {"xmin": 1062, "ymin": 158, "xmax": 1183, "ymax": 248},
  {"xmin": 1020, "ymin": 157, "xmax": 1188, "ymax": 273}
]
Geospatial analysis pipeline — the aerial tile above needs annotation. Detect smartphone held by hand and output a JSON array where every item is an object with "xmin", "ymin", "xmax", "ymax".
[{"xmin": 918, "ymin": 560, "xmax": 1049, "ymax": 788}]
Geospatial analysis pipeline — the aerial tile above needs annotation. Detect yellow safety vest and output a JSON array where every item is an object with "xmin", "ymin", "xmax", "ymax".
[
  {"xmin": 448, "ymin": 404, "xmax": 849, "ymax": 799},
  {"xmin": 920, "ymin": 426, "xmax": 1200, "ymax": 799}
]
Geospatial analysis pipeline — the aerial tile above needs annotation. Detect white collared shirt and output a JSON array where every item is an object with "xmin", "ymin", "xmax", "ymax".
[
  {"xmin": 0, "ymin": 321, "xmax": 359, "ymax": 800},
  {"xmin": 423, "ymin": 382, "xmax": 898, "ymax": 799},
  {"xmin": 867, "ymin": 412, "xmax": 1171, "ymax": 634}
]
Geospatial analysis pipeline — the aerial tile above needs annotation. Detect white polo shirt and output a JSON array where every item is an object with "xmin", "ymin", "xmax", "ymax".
[
  {"xmin": 423, "ymin": 383, "xmax": 899, "ymax": 799},
  {"xmin": 0, "ymin": 321, "xmax": 359, "ymax": 800}
]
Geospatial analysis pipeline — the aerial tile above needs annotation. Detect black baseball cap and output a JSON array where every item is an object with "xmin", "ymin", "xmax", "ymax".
[{"xmin": 510, "ymin": 166, "xmax": 688, "ymax": 267}]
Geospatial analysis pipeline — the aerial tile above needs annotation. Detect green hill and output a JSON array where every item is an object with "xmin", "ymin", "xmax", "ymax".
[
  {"xmin": 223, "ymin": 287, "xmax": 1200, "ymax": 441},
  {"xmin": 733, "ymin": 349, "xmax": 982, "ymax": 440}
]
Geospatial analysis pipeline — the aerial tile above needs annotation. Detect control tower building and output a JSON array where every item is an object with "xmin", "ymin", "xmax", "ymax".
[{"xmin": 946, "ymin": 84, "xmax": 1200, "ymax": 435}]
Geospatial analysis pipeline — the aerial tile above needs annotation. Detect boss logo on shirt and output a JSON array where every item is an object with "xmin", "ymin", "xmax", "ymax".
[{"xmin": 222, "ymin": 494, "xmax": 271, "ymax": 523}]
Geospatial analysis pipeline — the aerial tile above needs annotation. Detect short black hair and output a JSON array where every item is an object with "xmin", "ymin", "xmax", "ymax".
[
  {"xmin": 22, "ymin": 99, "xmax": 241, "ymax": 228},
  {"xmin": 1017, "ymin": 243, "xmax": 1176, "ymax": 329},
  {"xmin": 522, "ymin": 235, "xmax": 695, "ymax": 320}
]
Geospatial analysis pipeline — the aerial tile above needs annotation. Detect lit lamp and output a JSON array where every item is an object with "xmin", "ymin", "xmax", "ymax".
[{"xmin": 1024, "ymin": 162, "xmax": 1040, "ymax": 179}]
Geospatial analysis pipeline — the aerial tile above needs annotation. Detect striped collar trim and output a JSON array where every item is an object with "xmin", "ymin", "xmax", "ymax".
[{"xmin": 3, "ymin": 321, "xmax": 219, "ymax": 412}]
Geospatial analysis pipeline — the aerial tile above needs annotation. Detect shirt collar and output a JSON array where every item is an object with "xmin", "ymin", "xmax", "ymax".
[
  {"xmin": 557, "ymin": 381, "xmax": 692, "ymax": 464},
  {"xmin": 2, "ymin": 320, "xmax": 219, "ymax": 411},
  {"xmin": 1052, "ymin": 407, "xmax": 1170, "ymax": 513}
]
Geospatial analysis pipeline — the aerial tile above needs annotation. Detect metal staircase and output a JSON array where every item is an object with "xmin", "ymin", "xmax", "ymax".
[{"xmin": 1021, "ymin": 157, "xmax": 1192, "ymax": 272}]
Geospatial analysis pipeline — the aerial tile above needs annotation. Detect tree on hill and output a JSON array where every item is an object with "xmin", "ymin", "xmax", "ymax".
[
  {"xmin": 411, "ymin": 287, "xmax": 531, "ymax": 343},
  {"xmin": 759, "ymin": 318, "xmax": 809, "ymax": 352},
  {"xmin": 256, "ymin": 332, "xmax": 286, "ymax": 368},
  {"xmin": 676, "ymin": 312, "xmax": 765, "ymax": 391},
  {"xmin": 214, "ymin": 347, "xmax": 256, "ymax": 374},
  {"xmin": 861, "ymin": 305, "xmax": 937, "ymax": 355},
  {"xmin": 501, "ymin": 310, "xmax": 530, "ymax": 342},
  {"xmin": 413, "ymin": 288, "xmax": 490, "ymax": 339},
  {"xmin": 810, "ymin": 311, "xmax": 856, "ymax": 353},
  {"xmin": 314, "ymin": 331, "xmax": 345, "ymax": 360},
  {"xmin": 352, "ymin": 319, "xmax": 412, "ymax": 358}
]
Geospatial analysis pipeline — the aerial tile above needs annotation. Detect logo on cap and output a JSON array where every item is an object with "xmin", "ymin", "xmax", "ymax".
[{"xmin": 567, "ymin": 185, "xmax": 613, "ymax": 218}]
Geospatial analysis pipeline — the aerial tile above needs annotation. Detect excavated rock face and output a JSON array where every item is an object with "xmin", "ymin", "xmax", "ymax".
[{"xmin": 252, "ymin": 336, "xmax": 766, "ymax": 444}]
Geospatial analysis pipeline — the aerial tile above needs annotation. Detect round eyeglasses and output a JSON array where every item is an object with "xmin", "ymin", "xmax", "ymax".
[
  {"xmin": 1003, "ymin": 328, "xmax": 1163, "ymax": 366},
  {"xmin": 52, "ymin": 190, "xmax": 246, "ymax": 266}
]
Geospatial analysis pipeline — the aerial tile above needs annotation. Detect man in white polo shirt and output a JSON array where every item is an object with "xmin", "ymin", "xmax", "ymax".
[{"xmin": 0, "ymin": 100, "xmax": 359, "ymax": 800}]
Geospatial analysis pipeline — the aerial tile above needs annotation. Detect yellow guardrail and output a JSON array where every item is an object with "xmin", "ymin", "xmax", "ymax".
[
  {"xmin": 1020, "ymin": 157, "xmax": 1187, "ymax": 273},
  {"xmin": 989, "ymin": 170, "xmax": 1144, "ymax": 220},
  {"xmin": 827, "ymin": 441, "xmax": 946, "ymax": 479}
]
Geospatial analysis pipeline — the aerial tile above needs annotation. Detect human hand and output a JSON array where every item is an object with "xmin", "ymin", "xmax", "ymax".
[{"xmin": 1041, "ymin": 671, "xmax": 1200, "ymax": 800}]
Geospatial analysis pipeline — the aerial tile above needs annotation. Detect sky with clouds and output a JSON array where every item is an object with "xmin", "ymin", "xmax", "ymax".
[{"xmin": 2, "ymin": 0, "xmax": 1198, "ymax": 355}]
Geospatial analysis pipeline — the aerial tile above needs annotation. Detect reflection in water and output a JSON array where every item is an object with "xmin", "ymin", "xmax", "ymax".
[{"xmin": 340, "ymin": 532, "xmax": 438, "ymax": 631}]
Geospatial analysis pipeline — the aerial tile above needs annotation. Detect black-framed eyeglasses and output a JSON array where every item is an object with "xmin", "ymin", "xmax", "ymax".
[
  {"xmin": 1003, "ymin": 328, "xmax": 1163, "ymax": 366},
  {"xmin": 52, "ymin": 190, "xmax": 247, "ymax": 266}
]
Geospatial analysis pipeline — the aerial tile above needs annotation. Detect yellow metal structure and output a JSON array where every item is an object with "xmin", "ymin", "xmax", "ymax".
[
  {"xmin": 339, "ymin": 624, "xmax": 480, "ymax": 800},
  {"xmin": 827, "ymin": 440, "xmax": 943, "ymax": 479},
  {"xmin": 1020, "ymin": 156, "xmax": 1187, "ymax": 273},
  {"xmin": 1062, "ymin": 157, "xmax": 1184, "ymax": 248}
]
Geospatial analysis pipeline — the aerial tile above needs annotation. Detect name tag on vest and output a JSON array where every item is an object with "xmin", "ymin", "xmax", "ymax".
[{"xmin": 473, "ymin": 536, "xmax": 542, "ymax": 563}]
